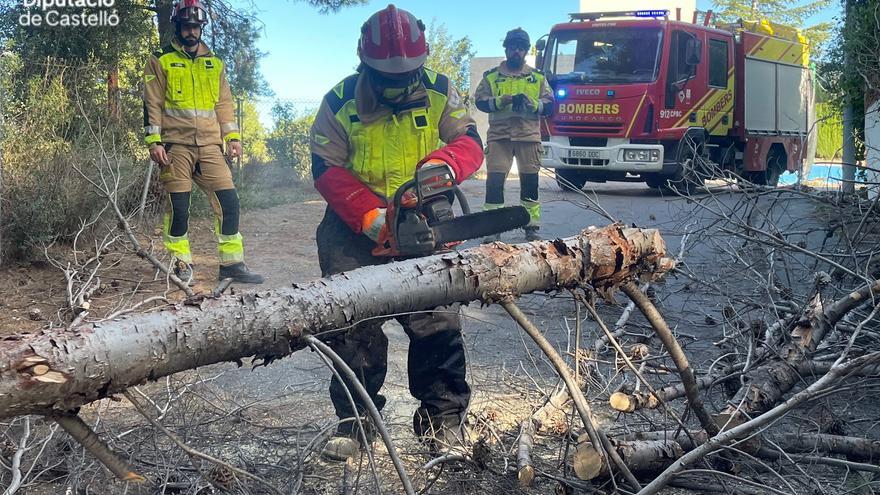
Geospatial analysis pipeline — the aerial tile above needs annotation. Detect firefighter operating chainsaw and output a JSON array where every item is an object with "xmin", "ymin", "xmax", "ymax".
[
  {"xmin": 309, "ymin": 4, "xmax": 528, "ymax": 463},
  {"xmin": 374, "ymin": 162, "xmax": 530, "ymax": 258}
]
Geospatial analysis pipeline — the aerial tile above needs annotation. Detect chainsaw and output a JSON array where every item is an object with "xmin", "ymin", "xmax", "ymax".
[{"xmin": 372, "ymin": 164, "xmax": 530, "ymax": 257}]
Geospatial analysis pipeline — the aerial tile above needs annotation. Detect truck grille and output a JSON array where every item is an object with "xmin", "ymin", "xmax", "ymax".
[
  {"xmin": 555, "ymin": 122, "xmax": 624, "ymax": 135},
  {"xmin": 562, "ymin": 158, "xmax": 609, "ymax": 167},
  {"xmin": 570, "ymin": 137, "xmax": 608, "ymax": 147}
]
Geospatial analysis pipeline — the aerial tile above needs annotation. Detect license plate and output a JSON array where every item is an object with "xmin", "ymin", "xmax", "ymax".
[{"xmin": 569, "ymin": 149, "xmax": 601, "ymax": 159}]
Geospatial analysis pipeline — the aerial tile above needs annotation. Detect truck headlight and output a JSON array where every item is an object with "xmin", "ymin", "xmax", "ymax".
[
  {"xmin": 650, "ymin": 150, "xmax": 660, "ymax": 161},
  {"xmin": 625, "ymin": 150, "xmax": 638, "ymax": 161}
]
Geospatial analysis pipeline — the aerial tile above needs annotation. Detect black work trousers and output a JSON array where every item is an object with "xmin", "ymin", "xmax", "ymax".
[{"xmin": 316, "ymin": 207, "xmax": 471, "ymax": 437}]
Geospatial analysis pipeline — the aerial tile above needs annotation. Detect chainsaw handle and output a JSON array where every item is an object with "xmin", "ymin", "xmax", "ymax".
[
  {"xmin": 453, "ymin": 186, "xmax": 470, "ymax": 215},
  {"xmin": 388, "ymin": 178, "xmax": 418, "ymax": 253}
]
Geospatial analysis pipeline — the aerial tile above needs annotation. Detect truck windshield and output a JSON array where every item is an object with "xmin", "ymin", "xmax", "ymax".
[{"xmin": 545, "ymin": 27, "xmax": 663, "ymax": 84}]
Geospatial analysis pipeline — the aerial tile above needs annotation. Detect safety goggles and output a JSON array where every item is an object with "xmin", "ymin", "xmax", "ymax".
[{"xmin": 177, "ymin": 7, "xmax": 208, "ymax": 24}]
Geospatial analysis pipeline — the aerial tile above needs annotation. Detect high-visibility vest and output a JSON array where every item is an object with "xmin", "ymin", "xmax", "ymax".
[
  {"xmin": 144, "ymin": 43, "xmax": 240, "ymax": 146},
  {"xmin": 484, "ymin": 68, "xmax": 545, "ymax": 123},
  {"xmin": 325, "ymin": 69, "xmax": 451, "ymax": 198}
]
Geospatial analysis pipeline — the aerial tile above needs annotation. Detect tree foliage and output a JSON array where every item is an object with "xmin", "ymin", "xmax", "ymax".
[
  {"xmin": 709, "ymin": 0, "xmax": 833, "ymax": 48},
  {"xmin": 425, "ymin": 20, "xmax": 475, "ymax": 100},
  {"xmin": 266, "ymin": 102, "xmax": 315, "ymax": 178},
  {"xmin": 817, "ymin": 0, "xmax": 878, "ymax": 161}
]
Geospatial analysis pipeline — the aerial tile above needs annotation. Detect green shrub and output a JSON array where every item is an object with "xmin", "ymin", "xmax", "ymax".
[{"xmin": 815, "ymin": 102, "xmax": 843, "ymax": 160}]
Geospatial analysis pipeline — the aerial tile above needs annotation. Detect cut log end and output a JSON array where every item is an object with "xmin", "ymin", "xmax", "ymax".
[
  {"xmin": 518, "ymin": 465, "xmax": 535, "ymax": 488},
  {"xmin": 121, "ymin": 472, "xmax": 146, "ymax": 483},
  {"xmin": 573, "ymin": 441, "xmax": 605, "ymax": 480},
  {"xmin": 31, "ymin": 365, "xmax": 49, "ymax": 376},
  {"xmin": 610, "ymin": 392, "xmax": 636, "ymax": 413}
]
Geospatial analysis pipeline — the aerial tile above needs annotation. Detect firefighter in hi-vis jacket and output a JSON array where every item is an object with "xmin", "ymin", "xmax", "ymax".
[
  {"xmin": 309, "ymin": 4, "xmax": 485, "ymax": 462},
  {"xmin": 475, "ymin": 28, "xmax": 554, "ymax": 242},
  {"xmin": 143, "ymin": 0, "xmax": 263, "ymax": 285}
]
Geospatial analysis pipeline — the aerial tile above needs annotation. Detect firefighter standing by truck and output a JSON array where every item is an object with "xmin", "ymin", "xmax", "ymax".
[
  {"xmin": 475, "ymin": 28, "xmax": 554, "ymax": 242},
  {"xmin": 143, "ymin": 0, "xmax": 263, "ymax": 285},
  {"xmin": 309, "ymin": 5, "xmax": 485, "ymax": 461}
]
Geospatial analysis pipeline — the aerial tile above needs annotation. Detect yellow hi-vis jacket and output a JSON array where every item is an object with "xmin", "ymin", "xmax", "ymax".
[
  {"xmin": 474, "ymin": 62, "xmax": 554, "ymax": 142},
  {"xmin": 142, "ymin": 40, "xmax": 241, "ymax": 147},
  {"xmin": 311, "ymin": 69, "xmax": 474, "ymax": 199}
]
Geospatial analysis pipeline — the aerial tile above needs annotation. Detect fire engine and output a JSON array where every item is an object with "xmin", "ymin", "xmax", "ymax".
[{"xmin": 535, "ymin": 10, "xmax": 815, "ymax": 190}]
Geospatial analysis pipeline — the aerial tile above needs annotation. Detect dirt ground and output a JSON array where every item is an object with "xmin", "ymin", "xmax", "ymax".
[{"xmin": 0, "ymin": 197, "xmax": 328, "ymax": 337}]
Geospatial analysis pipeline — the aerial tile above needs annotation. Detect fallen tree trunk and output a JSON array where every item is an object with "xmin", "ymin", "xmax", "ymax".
[
  {"xmin": 610, "ymin": 366, "xmax": 741, "ymax": 413},
  {"xmin": 574, "ymin": 429, "xmax": 880, "ymax": 480},
  {"xmin": 0, "ymin": 225, "xmax": 670, "ymax": 419},
  {"xmin": 721, "ymin": 280, "xmax": 880, "ymax": 423}
]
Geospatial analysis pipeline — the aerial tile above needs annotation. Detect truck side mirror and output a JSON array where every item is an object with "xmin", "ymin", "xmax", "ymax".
[{"xmin": 535, "ymin": 38, "xmax": 547, "ymax": 70}]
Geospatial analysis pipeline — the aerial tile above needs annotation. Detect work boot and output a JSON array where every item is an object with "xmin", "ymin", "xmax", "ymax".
[
  {"xmin": 524, "ymin": 226, "xmax": 541, "ymax": 241},
  {"xmin": 481, "ymin": 234, "xmax": 501, "ymax": 244},
  {"xmin": 414, "ymin": 413, "xmax": 469, "ymax": 457},
  {"xmin": 321, "ymin": 436, "xmax": 362, "ymax": 462},
  {"xmin": 426, "ymin": 423, "xmax": 469, "ymax": 457},
  {"xmin": 321, "ymin": 421, "xmax": 374, "ymax": 462},
  {"xmin": 173, "ymin": 260, "xmax": 194, "ymax": 287},
  {"xmin": 218, "ymin": 262, "xmax": 264, "ymax": 284}
]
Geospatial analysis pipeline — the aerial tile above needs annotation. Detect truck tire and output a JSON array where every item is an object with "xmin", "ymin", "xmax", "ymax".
[
  {"xmin": 745, "ymin": 148, "xmax": 784, "ymax": 187},
  {"xmin": 663, "ymin": 139, "xmax": 706, "ymax": 193},
  {"xmin": 555, "ymin": 170, "xmax": 587, "ymax": 191}
]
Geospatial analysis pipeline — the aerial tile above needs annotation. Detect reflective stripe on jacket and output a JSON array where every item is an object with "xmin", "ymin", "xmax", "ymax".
[{"xmin": 142, "ymin": 41, "xmax": 240, "ymax": 146}]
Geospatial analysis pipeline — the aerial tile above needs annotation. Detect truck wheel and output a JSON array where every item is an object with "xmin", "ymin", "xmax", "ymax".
[
  {"xmin": 555, "ymin": 170, "xmax": 587, "ymax": 191},
  {"xmin": 664, "ymin": 147, "xmax": 705, "ymax": 194},
  {"xmin": 664, "ymin": 140, "xmax": 706, "ymax": 194},
  {"xmin": 745, "ymin": 149, "xmax": 784, "ymax": 186}
]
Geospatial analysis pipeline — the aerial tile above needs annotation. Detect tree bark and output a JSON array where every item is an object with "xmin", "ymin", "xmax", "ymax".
[
  {"xmin": 610, "ymin": 366, "xmax": 741, "ymax": 413},
  {"xmin": 154, "ymin": 0, "xmax": 174, "ymax": 43},
  {"xmin": 0, "ymin": 225, "xmax": 670, "ymax": 420},
  {"xmin": 574, "ymin": 429, "xmax": 880, "ymax": 480},
  {"xmin": 721, "ymin": 280, "xmax": 880, "ymax": 423}
]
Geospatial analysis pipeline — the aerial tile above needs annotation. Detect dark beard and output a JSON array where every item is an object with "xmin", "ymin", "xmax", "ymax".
[
  {"xmin": 180, "ymin": 35, "xmax": 200, "ymax": 47},
  {"xmin": 507, "ymin": 56, "xmax": 524, "ymax": 69}
]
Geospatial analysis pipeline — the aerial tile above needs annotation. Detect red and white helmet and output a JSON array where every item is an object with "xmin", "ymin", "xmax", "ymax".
[
  {"xmin": 358, "ymin": 5, "xmax": 428, "ymax": 74},
  {"xmin": 171, "ymin": 0, "xmax": 209, "ymax": 25}
]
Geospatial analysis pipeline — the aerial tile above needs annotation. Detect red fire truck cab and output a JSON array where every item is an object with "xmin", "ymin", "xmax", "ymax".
[{"xmin": 536, "ymin": 10, "xmax": 814, "ymax": 190}]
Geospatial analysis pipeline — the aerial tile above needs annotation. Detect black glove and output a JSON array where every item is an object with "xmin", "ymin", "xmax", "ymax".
[{"xmin": 512, "ymin": 94, "xmax": 527, "ymax": 112}]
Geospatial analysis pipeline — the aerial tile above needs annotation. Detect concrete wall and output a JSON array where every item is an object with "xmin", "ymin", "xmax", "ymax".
[{"xmin": 468, "ymin": 56, "xmax": 505, "ymax": 147}]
